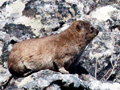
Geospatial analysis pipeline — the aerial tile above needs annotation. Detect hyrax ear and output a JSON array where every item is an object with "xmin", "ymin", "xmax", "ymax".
[{"xmin": 76, "ymin": 22, "xmax": 83, "ymax": 31}]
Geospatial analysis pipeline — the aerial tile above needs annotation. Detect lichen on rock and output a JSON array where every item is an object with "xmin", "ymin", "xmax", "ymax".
[{"xmin": 1, "ymin": 0, "xmax": 120, "ymax": 90}]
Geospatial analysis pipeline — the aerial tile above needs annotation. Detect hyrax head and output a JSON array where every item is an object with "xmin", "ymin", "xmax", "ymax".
[{"xmin": 71, "ymin": 20, "xmax": 99, "ymax": 44}]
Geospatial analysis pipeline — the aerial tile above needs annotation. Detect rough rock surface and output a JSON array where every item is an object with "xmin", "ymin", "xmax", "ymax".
[
  {"xmin": 5, "ymin": 70, "xmax": 120, "ymax": 90},
  {"xmin": 0, "ymin": 0, "xmax": 120, "ymax": 90},
  {"xmin": 81, "ymin": 32, "xmax": 120, "ymax": 81},
  {"xmin": 6, "ymin": 70, "xmax": 84, "ymax": 90}
]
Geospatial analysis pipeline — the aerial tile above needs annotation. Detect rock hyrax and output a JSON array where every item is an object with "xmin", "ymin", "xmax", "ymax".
[{"xmin": 8, "ymin": 20, "xmax": 99, "ymax": 77}]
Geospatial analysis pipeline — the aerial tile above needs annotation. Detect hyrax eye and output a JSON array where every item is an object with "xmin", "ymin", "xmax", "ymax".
[
  {"xmin": 77, "ymin": 22, "xmax": 83, "ymax": 30},
  {"xmin": 90, "ymin": 27, "xmax": 94, "ymax": 33},
  {"xmin": 79, "ymin": 22, "xmax": 83, "ymax": 27}
]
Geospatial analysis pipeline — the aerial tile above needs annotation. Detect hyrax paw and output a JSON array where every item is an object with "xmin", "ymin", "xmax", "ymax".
[{"xmin": 59, "ymin": 67, "xmax": 69, "ymax": 74}]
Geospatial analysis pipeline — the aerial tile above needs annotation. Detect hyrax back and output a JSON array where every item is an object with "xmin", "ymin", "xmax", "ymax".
[{"xmin": 8, "ymin": 20, "xmax": 99, "ymax": 77}]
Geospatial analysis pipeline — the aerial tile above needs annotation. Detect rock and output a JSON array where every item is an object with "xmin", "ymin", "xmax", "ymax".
[
  {"xmin": 6, "ymin": 70, "xmax": 84, "ymax": 90},
  {"xmin": 86, "ymin": 79, "xmax": 120, "ymax": 90},
  {"xmin": 94, "ymin": 0, "xmax": 118, "ymax": 5},
  {"xmin": 88, "ymin": 4, "xmax": 120, "ymax": 31},
  {"xmin": 81, "ymin": 32, "xmax": 120, "ymax": 82},
  {"xmin": 5, "ymin": 70, "xmax": 120, "ymax": 90},
  {"xmin": 0, "ymin": 24, "xmax": 35, "ymax": 67},
  {"xmin": 0, "ymin": 65, "xmax": 11, "ymax": 90},
  {"xmin": 0, "ymin": 0, "xmax": 120, "ymax": 90}
]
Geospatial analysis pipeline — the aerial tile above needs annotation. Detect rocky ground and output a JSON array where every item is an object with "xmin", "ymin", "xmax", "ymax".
[{"xmin": 1, "ymin": 0, "xmax": 120, "ymax": 90}]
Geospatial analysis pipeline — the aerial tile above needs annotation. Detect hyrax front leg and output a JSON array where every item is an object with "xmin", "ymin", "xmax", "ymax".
[{"xmin": 53, "ymin": 59, "xmax": 69, "ymax": 74}]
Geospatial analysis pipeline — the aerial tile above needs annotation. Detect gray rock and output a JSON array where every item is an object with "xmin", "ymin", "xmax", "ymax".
[
  {"xmin": 6, "ymin": 70, "xmax": 84, "ymax": 90},
  {"xmin": 5, "ymin": 70, "xmax": 120, "ymax": 90},
  {"xmin": 0, "ymin": 0, "xmax": 120, "ymax": 90},
  {"xmin": 81, "ymin": 32, "xmax": 120, "ymax": 81},
  {"xmin": 88, "ymin": 4, "xmax": 120, "ymax": 31},
  {"xmin": 0, "ymin": 65, "xmax": 11, "ymax": 90}
]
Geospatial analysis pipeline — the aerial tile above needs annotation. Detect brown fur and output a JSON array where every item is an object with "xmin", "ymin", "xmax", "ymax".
[{"xmin": 8, "ymin": 20, "xmax": 99, "ymax": 77}]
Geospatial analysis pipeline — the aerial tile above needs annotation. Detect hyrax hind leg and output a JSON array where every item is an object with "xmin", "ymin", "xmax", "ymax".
[
  {"xmin": 22, "ymin": 61, "xmax": 37, "ymax": 77},
  {"xmin": 53, "ymin": 59, "xmax": 69, "ymax": 74}
]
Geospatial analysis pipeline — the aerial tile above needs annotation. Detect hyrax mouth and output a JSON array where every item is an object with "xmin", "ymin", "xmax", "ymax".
[
  {"xmin": 96, "ymin": 29, "xmax": 99, "ymax": 35},
  {"xmin": 92, "ymin": 28, "xmax": 99, "ymax": 37}
]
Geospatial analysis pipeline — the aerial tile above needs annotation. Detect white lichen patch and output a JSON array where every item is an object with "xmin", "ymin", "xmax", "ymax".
[
  {"xmin": 89, "ymin": 49, "xmax": 113, "ymax": 60},
  {"xmin": 38, "ymin": 79, "xmax": 50, "ymax": 87},
  {"xmin": 90, "ymin": 80, "xmax": 120, "ymax": 90},
  {"xmin": 65, "ymin": 0, "xmax": 79, "ymax": 4},
  {"xmin": 89, "ymin": 32, "xmax": 114, "ymax": 59},
  {"xmin": 90, "ymin": 5, "xmax": 119, "ymax": 21},
  {"xmin": 17, "ymin": 76, "xmax": 33, "ymax": 87},
  {"xmin": 0, "ymin": 41, "xmax": 4, "ymax": 55},
  {"xmin": 0, "ymin": 31, "xmax": 10, "ymax": 42},
  {"xmin": 14, "ymin": 16, "xmax": 42, "ymax": 36},
  {"xmin": 101, "ymin": 82, "xmax": 120, "ymax": 90},
  {"xmin": 6, "ymin": 0, "xmax": 25, "ymax": 17},
  {"xmin": 43, "ymin": 4, "xmax": 58, "ymax": 12}
]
